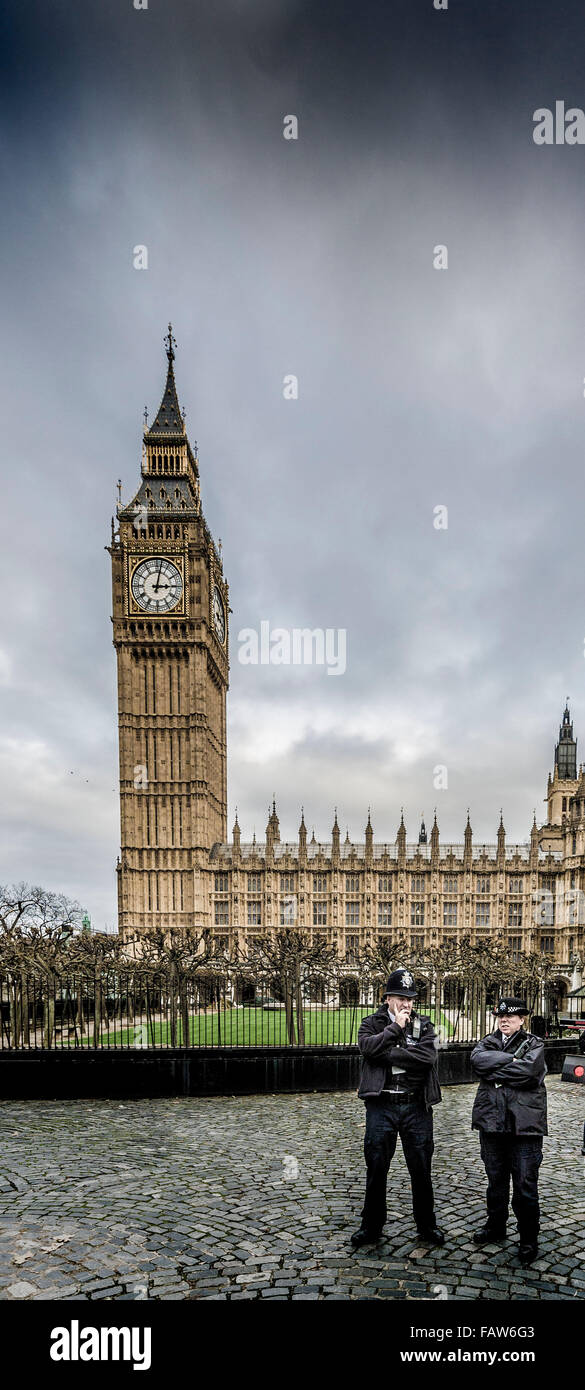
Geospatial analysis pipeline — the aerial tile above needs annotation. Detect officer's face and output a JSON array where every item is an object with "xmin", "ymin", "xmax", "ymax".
[
  {"xmin": 498, "ymin": 1013, "xmax": 524, "ymax": 1035},
  {"xmin": 387, "ymin": 995, "xmax": 414, "ymax": 1017}
]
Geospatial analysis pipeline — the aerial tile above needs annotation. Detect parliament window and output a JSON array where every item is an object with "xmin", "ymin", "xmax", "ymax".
[
  {"xmin": 508, "ymin": 935, "xmax": 522, "ymax": 960},
  {"xmin": 214, "ymin": 900, "xmax": 229, "ymax": 925},
  {"xmin": 476, "ymin": 901, "xmax": 490, "ymax": 926},
  {"xmin": 345, "ymin": 900, "xmax": 360, "ymax": 926},
  {"xmin": 411, "ymin": 874, "xmax": 426, "ymax": 893},
  {"xmin": 280, "ymin": 873, "xmax": 295, "ymax": 892},
  {"xmin": 345, "ymin": 934, "xmax": 359, "ymax": 963},
  {"xmin": 476, "ymin": 875, "xmax": 491, "ymax": 894},
  {"xmin": 410, "ymin": 935, "xmax": 424, "ymax": 951},
  {"xmin": 281, "ymin": 896, "xmax": 297, "ymax": 925},
  {"xmin": 540, "ymin": 936, "xmax": 555, "ymax": 955},
  {"xmin": 313, "ymin": 873, "xmax": 328, "ymax": 893},
  {"xmin": 214, "ymin": 872, "xmax": 229, "ymax": 893},
  {"xmin": 443, "ymin": 874, "xmax": 458, "ymax": 893},
  {"xmin": 508, "ymin": 902, "xmax": 522, "ymax": 927},
  {"xmin": 248, "ymin": 873, "xmax": 263, "ymax": 894},
  {"xmin": 508, "ymin": 875, "xmax": 523, "ymax": 894},
  {"xmin": 247, "ymin": 900, "xmax": 262, "ymax": 925},
  {"xmin": 312, "ymin": 900, "xmax": 327, "ymax": 926},
  {"xmin": 378, "ymin": 875, "xmax": 393, "ymax": 893},
  {"xmin": 443, "ymin": 901, "xmax": 457, "ymax": 926},
  {"xmin": 378, "ymin": 901, "xmax": 392, "ymax": 926},
  {"xmin": 346, "ymin": 874, "xmax": 360, "ymax": 892},
  {"xmin": 411, "ymin": 901, "xmax": 425, "ymax": 926}
]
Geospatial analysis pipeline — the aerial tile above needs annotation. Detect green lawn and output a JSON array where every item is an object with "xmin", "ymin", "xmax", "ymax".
[{"xmin": 51, "ymin": 1004, "xmax": 453, "ymax": 1049}]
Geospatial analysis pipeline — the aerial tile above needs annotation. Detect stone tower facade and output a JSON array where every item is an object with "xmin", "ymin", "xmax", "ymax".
[{"xmin": 109, "ymin": 328, "xmax": 229, "ymax": 937}]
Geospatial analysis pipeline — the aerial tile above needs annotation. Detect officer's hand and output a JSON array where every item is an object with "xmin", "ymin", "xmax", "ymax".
[{"xmin": 394, "ymin": 1006, "xmax": 410, "ymax": 1029}]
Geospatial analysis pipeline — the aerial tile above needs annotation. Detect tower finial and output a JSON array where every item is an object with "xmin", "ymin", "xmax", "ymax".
[{"xmin": 164, "ymin": 322, "xmax": 176, "ymax": 362}]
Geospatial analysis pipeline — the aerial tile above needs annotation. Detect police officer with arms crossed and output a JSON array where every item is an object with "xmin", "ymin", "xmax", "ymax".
[
  {"xmin": 351, "ymin": 968, "xmax": 444, "ymax": 1249},
  {"xmin": 471, "ymin": 997, "xmax": 547, "ymax": 1266}
]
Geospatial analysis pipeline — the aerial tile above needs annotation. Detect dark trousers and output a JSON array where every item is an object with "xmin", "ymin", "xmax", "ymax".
[
  {"xmin": 479, "ymin": 1132, "xmax": 543, "ymax": 1242},
  {"xmin": 361, "ymin": 1095, "xmax": 436, "ymax": 1235}
]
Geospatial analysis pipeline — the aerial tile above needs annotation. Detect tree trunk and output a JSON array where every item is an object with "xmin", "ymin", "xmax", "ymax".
[
  {"xmin": 282, "ymin": 971, "xmax": 296, "ymax": 1044},
  {"xmin": 21, "ymin": 973, "xmax": 30, "ymax": 1047},
  {"xmin": 9, "ymin": 981, "xmax": 20, "ymax": 1049},
  {"xmin": 169, "ymin": 964, "xmax": 177, "ymax": 1048},
  {"xmin": 295, "ymin": 963, "xmax": 305, "ymax": 1046},
  {"xmin": 93, "ymin": 975, "xmax": 102, "ymax": 1048},
  {"xmin": 46, "ymin": 977, "xmax": 55, "ymax": 1049},
  {"xmin": 180, "ymin": 980, "xmax": 190, "ymax": 1047}
]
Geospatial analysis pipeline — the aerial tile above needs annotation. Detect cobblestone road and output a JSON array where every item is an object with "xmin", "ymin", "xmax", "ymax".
[{"xmin": 0, "ymin": 1080, "xmax": 583, "ymax": 1301}]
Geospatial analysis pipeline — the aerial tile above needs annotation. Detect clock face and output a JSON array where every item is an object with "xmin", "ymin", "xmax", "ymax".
[
  {"xmin": 212, "ymin": 584, "xmax": 226, "ymax": 643},
  {"xmin": 131, "ymin": 557, "xmax": 183, "ymax": 613}
]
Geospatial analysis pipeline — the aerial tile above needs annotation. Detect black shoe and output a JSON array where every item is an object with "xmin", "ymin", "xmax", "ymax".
[
  {"xmin": 473, "ymin": 1226, "xmax": 506, "ymax": 1245},
  {"xmin": 350, "ymin": 1226, "xmax": 381, "ymax": 1249},
  {"xmin": 518, "ymin": 1242, "xmax": 538, "ymax": 1266},
  {"xmin": 416, "ymin": 1226, "xmax": 445, "ymax": 1246}
]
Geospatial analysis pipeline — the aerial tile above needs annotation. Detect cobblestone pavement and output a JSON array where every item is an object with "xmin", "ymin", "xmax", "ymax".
[{"xmin": 0, "ymin": 1079, "xmax": 583, "ymax": 1301}]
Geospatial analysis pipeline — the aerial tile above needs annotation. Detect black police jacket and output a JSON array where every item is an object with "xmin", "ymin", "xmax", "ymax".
[
  {"xmin": 470, "ymin": 1029, "xmax": 548, "ymax": 1135},
  {"xmin": 357, "ymin": 1005, "xmax": 442, "ymax": 1106}
]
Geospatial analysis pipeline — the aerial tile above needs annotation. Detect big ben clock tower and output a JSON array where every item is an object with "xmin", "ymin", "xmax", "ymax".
[{"xmin": 109, "ymin": 327, "xmax": 229, "ymax": 938}]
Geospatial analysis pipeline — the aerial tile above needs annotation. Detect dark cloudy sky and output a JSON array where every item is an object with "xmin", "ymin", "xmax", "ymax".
[{"xmin": 2, "ymin": 0, "xmax": 585, "ymax": 927}]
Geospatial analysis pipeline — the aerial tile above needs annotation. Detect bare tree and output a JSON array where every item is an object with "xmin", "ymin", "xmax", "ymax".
[{"xmin": 236, "ymin": 930, "xmax": 341, "ymax": 1045}]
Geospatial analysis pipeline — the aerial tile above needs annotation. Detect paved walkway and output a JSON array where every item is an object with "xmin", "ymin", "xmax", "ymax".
[{"xmin": 0, "ymin": 1079, "xmax": 583, "ymax": 1300}]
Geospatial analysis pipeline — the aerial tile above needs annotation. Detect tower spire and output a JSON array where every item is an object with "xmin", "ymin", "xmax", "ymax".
[
  {"xmin": 555, "ymin": 700, "xmax": 577, "ymax": 780},
  {"xmin": 147, "ymin": 325, "xmax": 184, "ymax": 437}
]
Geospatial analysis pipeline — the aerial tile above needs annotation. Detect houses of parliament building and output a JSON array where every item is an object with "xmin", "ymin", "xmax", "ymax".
[{"xmin": 109, "ymin": 331, "xmax": 584, "ymax": 992}]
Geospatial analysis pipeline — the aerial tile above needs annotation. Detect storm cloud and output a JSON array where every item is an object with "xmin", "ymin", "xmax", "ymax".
[{"xmin": 1, "ymin": 0, "xmax": 585, "ymax": 926}]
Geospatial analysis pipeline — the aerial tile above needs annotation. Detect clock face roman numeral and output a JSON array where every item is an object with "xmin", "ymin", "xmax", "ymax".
[
  {"xmin": 212, "ymin": 585, "xmax": 226, "ymax": 642},
  {"xmin": 131, "ymin": 558, "xmax": 183, "ymax": 613}
]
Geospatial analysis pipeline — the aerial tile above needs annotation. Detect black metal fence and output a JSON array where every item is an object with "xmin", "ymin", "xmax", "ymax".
[{"xmin": 0, "ymin": 969, "xmax": 563, "ymax": 1051}]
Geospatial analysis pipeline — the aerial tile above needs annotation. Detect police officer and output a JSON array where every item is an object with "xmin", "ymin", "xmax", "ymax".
[
  {"xmin": 351, "ymin": 968, "xmax": 444, "ymax": 1249},
  {"xmin": 471, "ymin": 998, "xmax": 547, "ymax": 1266}
]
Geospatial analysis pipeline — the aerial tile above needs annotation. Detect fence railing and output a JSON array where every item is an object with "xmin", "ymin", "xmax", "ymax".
[{"xmin": 0, "ymin": 969, "xmax": 562, "ymax": 1051}]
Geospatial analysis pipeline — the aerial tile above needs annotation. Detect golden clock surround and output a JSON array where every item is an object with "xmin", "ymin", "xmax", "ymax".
[{"xmin": 127, "ymin": 552, "xmax": 186, "ymax": 617}]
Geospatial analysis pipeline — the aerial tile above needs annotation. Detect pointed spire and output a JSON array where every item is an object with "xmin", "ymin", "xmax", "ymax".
[
  {"xmin": 555, "ymin": 699, "xmax": 577, "ymax": 780},
  {"xmin": 266, "ymin": 796, "xmax": 280, "ymax": 845},
  {"xmin": 332, "ymin": 808, "xmax": 340, "ymax": 862},
  {"xmin": 464, "ymin": 809, "xmax": 472, "ymax": 863},
  {"xmin": 365, "ymin": 807, "xmax": 373, "ymax": 859},
  {"xmin": 419, "ymin": 815, "xmax": 427, "ymax": 845},
  {"xmin": 147, "ymin": 324, "xmax": 185, "ymax": 437},
  {"xmin": 397, "ymin": 809, "xmax": 406, "ymax": 864},
  {"xmin": 430, "ymin": 810, "xmax": 439, "ymax": 857},
  {"xmin": 497, "ymin": 810, "xmax": 506, "ymax": 862}
]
